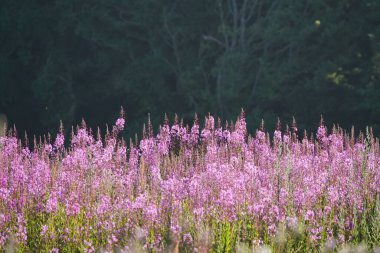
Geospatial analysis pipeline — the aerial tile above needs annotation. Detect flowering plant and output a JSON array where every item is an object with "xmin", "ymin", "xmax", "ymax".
[{"xmin": 0, "ymin": 110, "xmax": 379, "ymax": 252}]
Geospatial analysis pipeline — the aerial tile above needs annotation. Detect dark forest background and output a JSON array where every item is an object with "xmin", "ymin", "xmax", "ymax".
[{"xmin": 1, "ymin": 0, "xmax": 380, "ymax": 139}]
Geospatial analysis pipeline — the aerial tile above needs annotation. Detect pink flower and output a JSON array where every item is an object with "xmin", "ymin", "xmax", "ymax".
[
  {"xmin": 183, "ymin": 233, "xmax": 193, "ymax": 245},
  {"xmin": 115, "ymin": 118, "xmax": 125, "ymax": 131},
  {"xmin": 54, "ymin": 133, "xmax": 65, "ymax": 150},
  {"xmin": 40, "ymin": 225, "xmax": 48, "ymax": 237},
  {"xmin": 46, "ymin": 192, "xmax": 57, "ymax": 213},
  {"xmin": 304, "ymin": 210, "xmax": 314, "ymax": 221}
]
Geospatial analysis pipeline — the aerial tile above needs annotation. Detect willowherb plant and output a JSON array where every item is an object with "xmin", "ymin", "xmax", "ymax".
[{"xmin": 0, "ymin": 108, "xmax": 379, "ymax": 252}]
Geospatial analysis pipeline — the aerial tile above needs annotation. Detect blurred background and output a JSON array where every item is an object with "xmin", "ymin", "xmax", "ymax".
[{"xmin": 1, "ymin": 0, "xmax": 380, "ymax": 139}]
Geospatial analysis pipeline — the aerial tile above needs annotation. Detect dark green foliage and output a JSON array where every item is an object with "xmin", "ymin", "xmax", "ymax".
[{"xmin": 0, "ymin": 0, "xmax": 379, "ymax": 137}]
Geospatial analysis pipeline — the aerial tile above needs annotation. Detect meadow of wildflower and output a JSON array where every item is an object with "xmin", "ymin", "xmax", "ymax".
[{"xmin": 0, "ymin": 109, "xmax": 379, "ymax": 252}]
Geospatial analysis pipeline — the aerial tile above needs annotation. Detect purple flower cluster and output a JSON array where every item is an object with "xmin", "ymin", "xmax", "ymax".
[{"xmin": 0, "ymin": 111, "xmax": 379, "ymax": 251}]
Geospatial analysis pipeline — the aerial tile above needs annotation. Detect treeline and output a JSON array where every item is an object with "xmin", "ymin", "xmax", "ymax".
[{"xmin": 0, "ymin": 0, "xmax": 379, "ymax": 137}]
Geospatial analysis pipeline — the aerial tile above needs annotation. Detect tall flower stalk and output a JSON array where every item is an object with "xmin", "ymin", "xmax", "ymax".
[{"xmin": 0, "ymin": 111, "xmax": 379, "ymax": 252}]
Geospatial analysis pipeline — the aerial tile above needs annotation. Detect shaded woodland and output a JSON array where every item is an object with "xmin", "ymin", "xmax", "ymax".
[{"xmin": 1, "ymin": 0, "xmax": 380, "ymax": 137}]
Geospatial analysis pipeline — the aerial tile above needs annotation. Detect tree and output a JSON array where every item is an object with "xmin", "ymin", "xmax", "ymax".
[{"xmin": 0, "ymin": 0, "xmax": 379, "ymax": 137}]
